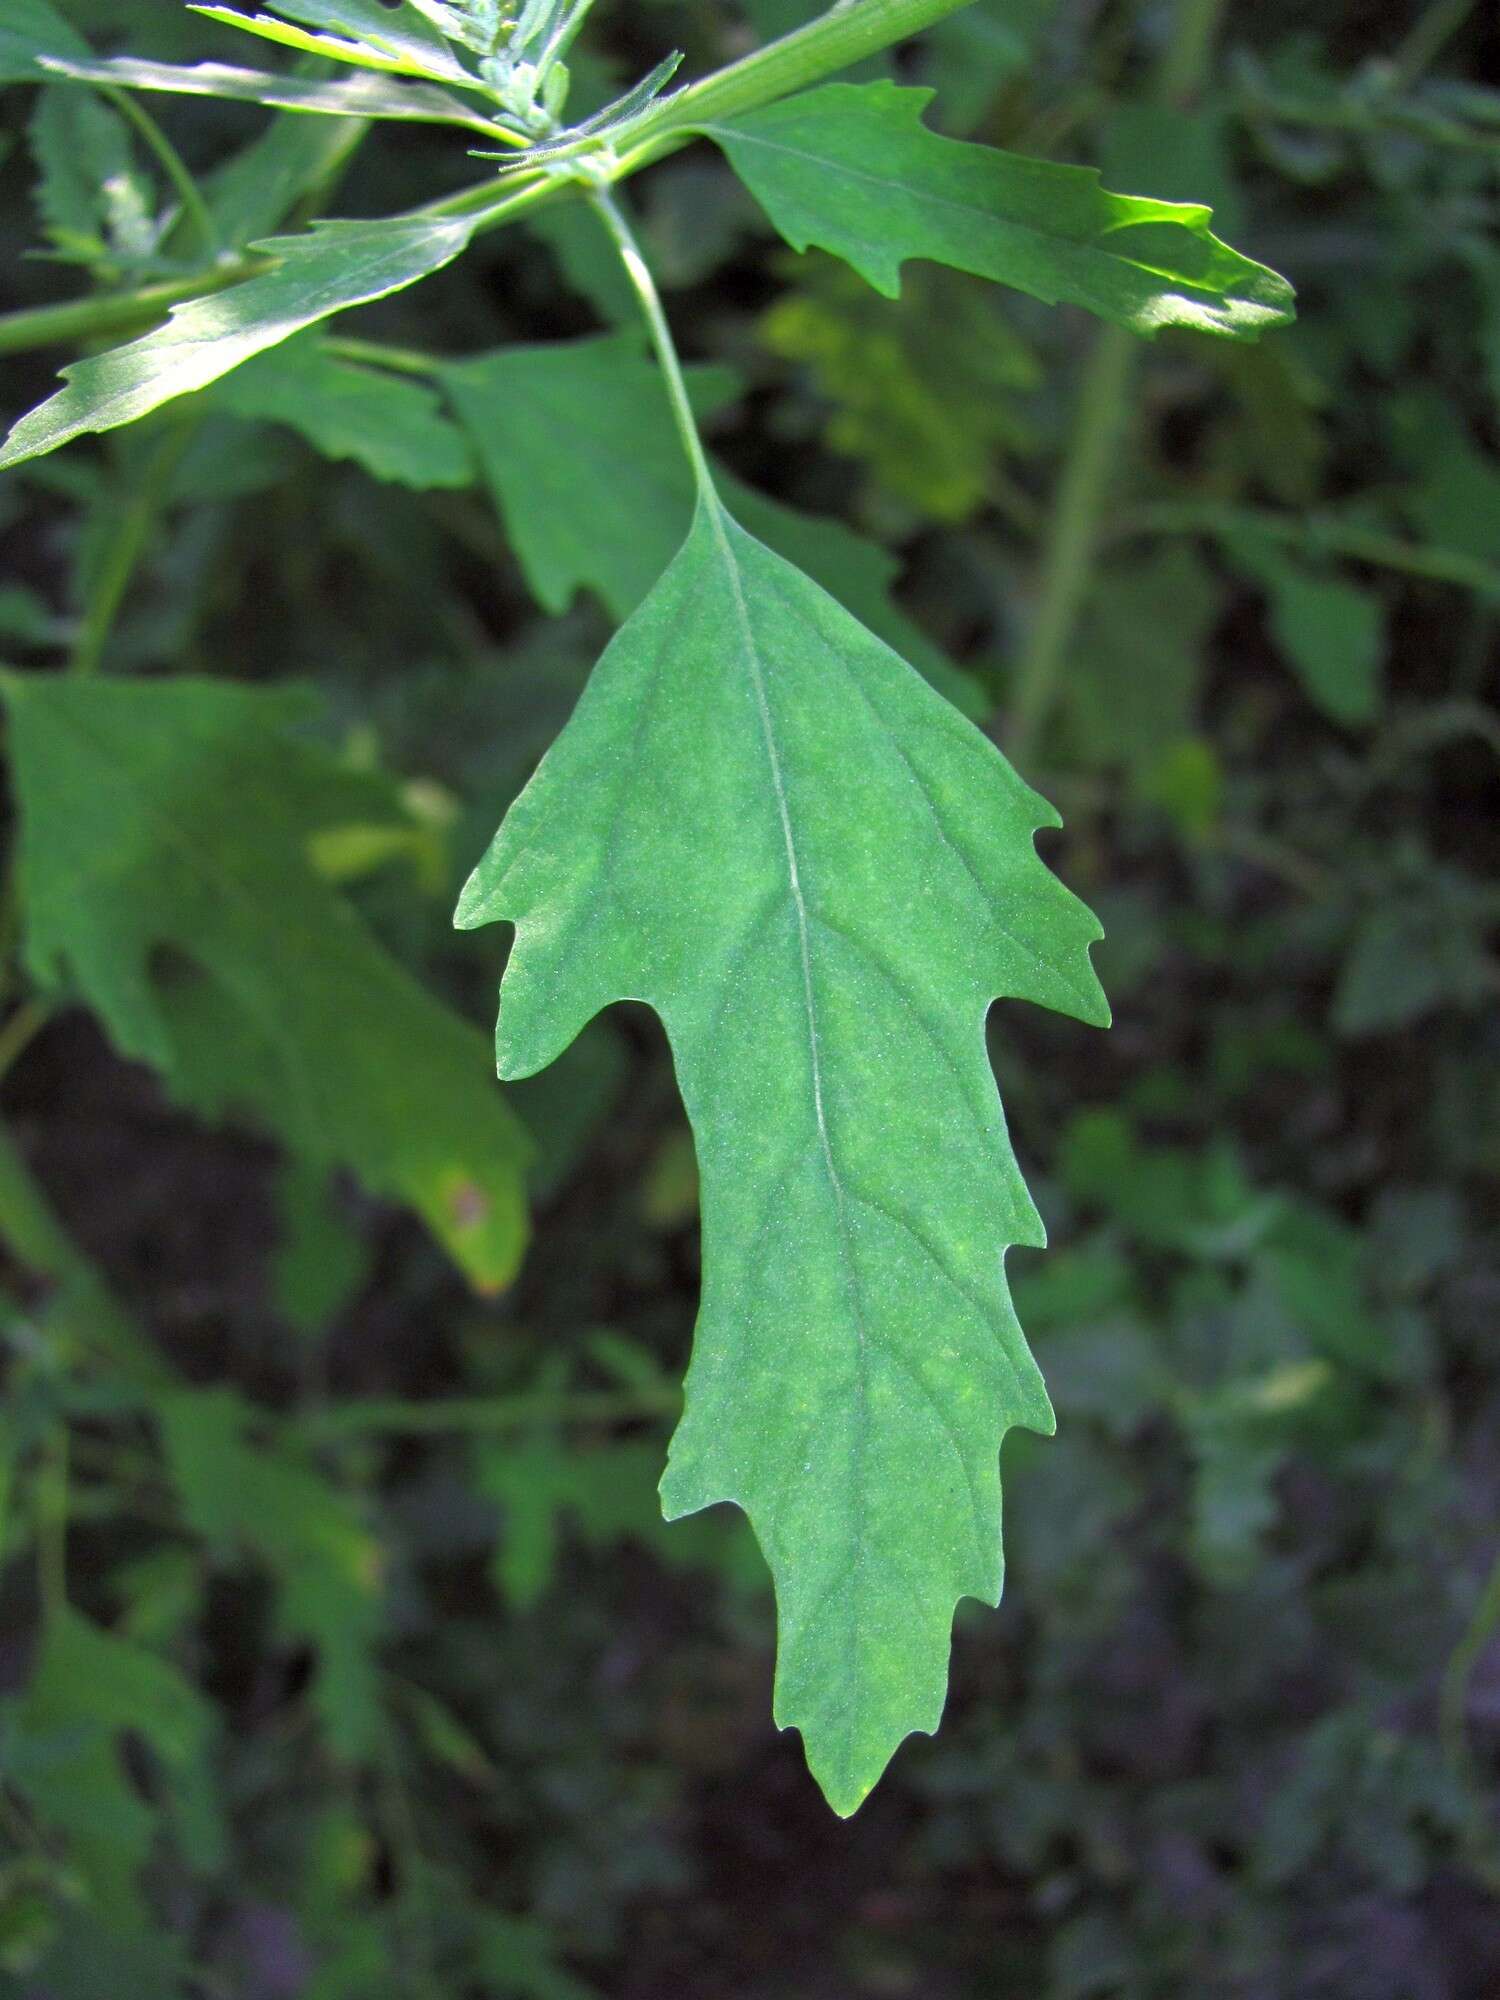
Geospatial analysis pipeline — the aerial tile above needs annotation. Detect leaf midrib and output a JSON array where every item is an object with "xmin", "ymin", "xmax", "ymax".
[
  {"xmin": 709, "ymin": 502, "xmax": 877, "ymax": 1684},
  {"xmin": 705, "ymin": 122, "xmax": 1245, "ymax": 303}
]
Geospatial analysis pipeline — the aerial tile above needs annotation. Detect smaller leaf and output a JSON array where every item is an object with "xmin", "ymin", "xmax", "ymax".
[
  {"xmin": 3, "ymin": 673, "xmax": 530, "ymax": 1286},
  {"xmin": 761, "ymin": 256, "xmax": 1038, "ymax": 522},
  {"xmin": 29, "ymin": 84, "xmax": 162, "ymax": 275},
  {"xmin": 0, "ymin": 212, "xmax": 480, "ymax": 471},
  {"xmin": 192, "ymin": 2, "xmax": 472, "ymax": 84},
  {"xmin": 205, "ymin": 104, "xmax": 368, "ymax": 245},
  {"xmin": 41, "ymin": 54, "xmax": 500, "ymax": 132},
  {"xmin": 708, "ymin": 81, "xmax": 1295, "ymax": 339},
  {"xmin": 18, "ymin": 1608, "xmax": 222, "ymax": 1922},
  {"xmin": 440, "ymin": 332, "xmax": 983, "ymax": 708},
  {"xmin": 200, "ymin": 331, "xmax": 475, "ymax": 487}
]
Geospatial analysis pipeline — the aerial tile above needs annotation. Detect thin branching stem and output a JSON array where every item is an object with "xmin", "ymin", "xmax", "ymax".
[
  {"xmin": 102, "ymin": 84, "xmax": 221, "ymax": 258},
  {"xmin": 588, "ymin": 183, "xmax": 718, "ymax": 506}
]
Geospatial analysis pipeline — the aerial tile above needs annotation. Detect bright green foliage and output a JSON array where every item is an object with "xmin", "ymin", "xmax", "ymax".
[
  {"xmin": 191, "ymin": 2, "xmax": 473, "ymax": 82},
  {"xmin": 2, "ymin": 674, "xmax": 529, "ymax": 1286},
  {"xmin": 708, "ymin": 82, "xmax": 1296, "ymax": 337},
  {"xmin": 439, "ymin": 332, "xmax": 982, "ymax": 708},
  {"xmin": 202, "ymin": 331, "xmax": 475, "ymax": 487},
  {"xmin": 458, "ymin": 496, "xmax": 1107, "ymax": 1811},
  {"xmin": 0, "ymin": 214, "xmax": 480, "ymax": 470},
  {"xmin": 41, "ymin": 52, "xmax": 502, "ymax": 130}
]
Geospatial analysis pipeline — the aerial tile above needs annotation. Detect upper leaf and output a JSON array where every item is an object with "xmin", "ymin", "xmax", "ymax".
[
  {"xmin": 40, "ymin": 53, "xmax": 501, "ymax": 131},
  {"xmin": 192, "ymin": 2, "xmax": 472, "ymax": 83},
  {"xmin": 706, "ymin": 81, "xmax": 1295, "ymax": 339},
  {"xmin": 3, "ymin": 673, "xmax": 529, "ymax": 1288},
  {"xmin": 457, "ymin": 499, "xmax": 1107, "ymax": 1812},
  {"xmin": 0, "ymin": 213, "xmax": 479, "ymax": 471}
]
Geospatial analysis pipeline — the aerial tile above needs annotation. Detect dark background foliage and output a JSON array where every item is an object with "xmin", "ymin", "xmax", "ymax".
[{"xmin": 0, "ymin": 1, "xmax": 1497, "ymax": 1994}]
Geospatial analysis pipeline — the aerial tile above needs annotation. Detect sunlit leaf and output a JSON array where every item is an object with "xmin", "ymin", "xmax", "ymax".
[
  {"xmin": 41, "ymin": 52, "xmax": 500, "ymax": 131},
  {"xmin": 0, "ymin": 212, "xmax": 481, "ymax": 470},
  {"xmin": 707, "ymin": 81, "xmax": 1296, "ymax": 338}
]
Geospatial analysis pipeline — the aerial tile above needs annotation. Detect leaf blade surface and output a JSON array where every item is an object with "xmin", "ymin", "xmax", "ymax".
[
  {"xmin": 0, "ymin": 212, "xmax": 478, "ymax": 470},
  {"xmin": 708, "ymin": 82, "xmax": 1295, "ymax": 338},
  {"xmin": 458, "ymin": 502, "xmax": 1106, "ymax": 1809}
]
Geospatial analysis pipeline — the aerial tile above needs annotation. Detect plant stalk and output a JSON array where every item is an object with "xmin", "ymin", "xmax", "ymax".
[
  {"xmin": 1005, "ymin": 0, "xmax": 1227, "ymax": 765},
  {"xmin": 0, "ymin": 260, "xmax": 260, "ymax": 357},
  {"xmin": 614, "ymin": 0, "xmax": 975, "ymax": 172},
  {"xmin": 103, "ymin": 84, "xmax": 220, "ymax": 259},
  {"xmin": 1007, "ymin": 322, "xmax": 1134, "ymax": 765},
  {"xmin": 587, "ymin": 184, "xmax": 718, "ymax": 502},
  {"xmin": 71, "ymin": 421, "xmax": 198, "ymax": 675}
]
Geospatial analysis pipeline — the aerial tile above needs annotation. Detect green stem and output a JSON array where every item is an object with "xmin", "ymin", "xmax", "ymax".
[
  {"xmin": 0, "ymin": 259, "xmax": 259, "ymax": 358},
  {"xmin": 1153, "ymin": 0, "xmax": 1227, "ymax": 107},
  {"xmin": 298, "ymin": 1385, "xmax": 680, "ymax": 1442},
  {"xmin": 102, "ymin": 84, "xmax": 220, "ymax": 259},
  {"xmin": 1110, "ymin": 501, "xmax": 1500, "ymax": 597},
  {"xmin": 615, "ymin": 0, "xmax": 975, "ymax": 173},
  {"xmin": 1008, "ymin": 323, "xmax": 1135, "ymax": 764},
  {"xmin": 324, "ymin": 336, "xmax": 443, "ymax": 377},
  {"xmin": 588, "ymin": 183, "xmax": 718, "ymax": 503},
  {"xmin": 71, "ymin": 422, "xmax": 197, "ymax": 675},
  {"xmin": 1392, "ymin": 0, "xmax": 1477, "ymax": 87},
  {"xmin": 1005, "ymin": 0, "xmax": 1231, "ymax": 765},
  {"xmin": 36, "ymin": 1428, "xmax": 68, "ymax": 1617}
]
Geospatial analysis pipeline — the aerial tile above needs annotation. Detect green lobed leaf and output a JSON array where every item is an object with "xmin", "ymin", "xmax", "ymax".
[
  {"xmin": 29, "ymin": 83, "xmax": 161, "ymax": 274},
  {"xmin": 705, "ymin": 81, "xmax": 1296, "ymax": 340},
  {"xmin": 439, "ymin": 332, "xmax": 985, "ymax": 711},
  {"xmin": 457, "ymin": 496, "xmax": 1107, "ymax": 1812},
  {"xmin": 0, "ymin": 212, "xmax": 480, "ymax": 471},
  {"xmin": 200, "ymin": 331, "xmax": 475, "ymax": 487},
  {"xmin": 0, "ymin": 0, "xmax": 88, "ymax": 85},
  {"xmin": 2, "ymin": 673, "xmax": 529, "ymax": 1288},
  {"xmin": 40, "ymin": 53, "xmax": 501, "ymax": 131}
]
